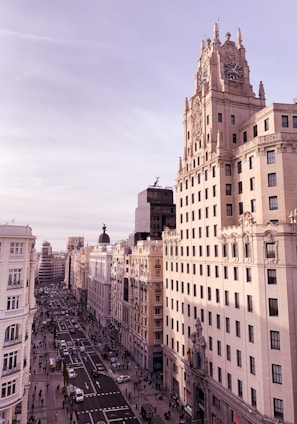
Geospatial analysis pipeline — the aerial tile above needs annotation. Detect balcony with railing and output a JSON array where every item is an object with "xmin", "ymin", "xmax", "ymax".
[
  {"xmin": 7, "ymin": 281, "xmax": 24, "ymax": 290},
  {"xmin": 2, "ymin": 364, "xmax": 21, "ymax": 377},
  {"xmin": 3, "ymin": 337, "xmax": 22, "ymax": 348}
]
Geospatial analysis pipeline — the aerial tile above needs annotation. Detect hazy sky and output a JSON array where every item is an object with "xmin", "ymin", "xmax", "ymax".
[{"xmin": 0, "ymin": 1, "xmax": 296, "ymax": 251}]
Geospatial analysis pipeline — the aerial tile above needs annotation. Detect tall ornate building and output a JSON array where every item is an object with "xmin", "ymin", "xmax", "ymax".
[
  {"xmin": 0, "ymin": 225, "xmax": 36, "ymax": 424},
  {"xmin": 163, "ymin": 25, "xmax": 297, "ymax": 424}
]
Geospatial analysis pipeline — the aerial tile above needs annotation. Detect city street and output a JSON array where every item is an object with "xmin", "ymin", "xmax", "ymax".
[{"xmin": 29, "ymin": 284, "xmax": 182, "ymax": 424}]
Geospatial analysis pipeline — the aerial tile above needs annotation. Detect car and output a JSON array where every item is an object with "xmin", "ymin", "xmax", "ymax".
[
  {"xmin": 59, "ymin": 340, "xmax": 67, "ymax": 348},
  {"xmin": 63, "ymin": 348, "xmax": 69, "ymax": 356},
  {"xmin": 70, "ymin": 328, "xmax": 75, "ymax": 334},
  {"xmin": 73, "ymin": 388, "xmax": 84, "ymax": 403},
  {"xmin": 116, "ymin": 375, "xmax": 131, "ymax": 384},
  {"xmin": 97, "ymin": 364, "xmax": 105, "ymax": 371},
  {"xmin": 68, "ymin": 368, "xmax": 77, "ymax": 379}
]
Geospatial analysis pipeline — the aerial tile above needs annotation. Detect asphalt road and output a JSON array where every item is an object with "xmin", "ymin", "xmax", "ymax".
[{"xmin": 37, "ymin": 286, "xmax": 139, "ymax": 424}]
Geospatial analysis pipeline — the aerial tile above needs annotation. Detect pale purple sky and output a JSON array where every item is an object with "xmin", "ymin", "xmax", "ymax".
[{"xmin": 0, "ymin": 1, "xmax": 296, "ymax": 251}]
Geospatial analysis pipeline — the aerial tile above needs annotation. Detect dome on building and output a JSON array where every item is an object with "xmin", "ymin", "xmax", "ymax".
[{"xmin": 98, "ymin": 224, "xmax": 110, "ymax": 244}]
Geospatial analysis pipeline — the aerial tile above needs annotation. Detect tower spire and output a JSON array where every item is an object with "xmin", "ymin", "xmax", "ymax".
[{"xmin": 237, "ymin": 27, "xmax": 243, "ymax": 47}]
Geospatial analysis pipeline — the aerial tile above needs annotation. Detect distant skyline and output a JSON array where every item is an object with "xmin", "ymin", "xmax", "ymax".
[{"xmin": 1, "ymin": 1, "xmax": 296, "ymax": 251}]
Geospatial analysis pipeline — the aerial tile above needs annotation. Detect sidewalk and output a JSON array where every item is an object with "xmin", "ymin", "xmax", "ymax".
[{"xmin": 28, "ymin": 309, "xmax": 76, "ymax": 424}]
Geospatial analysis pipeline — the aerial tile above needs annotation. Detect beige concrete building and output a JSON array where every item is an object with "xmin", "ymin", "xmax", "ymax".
[
  {"xmin": 122, "ymin": 239, "xmax": 164, "ymax": 371},
  {"xmin": 0, "ymin": 225, "xmax": 36, "ymax": 424},
  {"xmin": 163, "ymin": 25, "xmax": 297, "ymax": 424}
]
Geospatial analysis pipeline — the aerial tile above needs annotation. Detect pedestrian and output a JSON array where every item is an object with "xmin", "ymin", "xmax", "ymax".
[
  {"xmin": 41, "ymin": 398, "xmax": 44, "ymax": 406},
  {"xmin": 46, "ymin": 383, "xmax": 49, "ymax": 391}
]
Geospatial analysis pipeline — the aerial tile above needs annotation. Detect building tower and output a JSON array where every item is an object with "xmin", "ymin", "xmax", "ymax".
[
  {"xmin": 134, "ymin": 183, "xmax": 176, "ymax": 245},
  {"xmin": 163, "ymin": 24, "xmax": 297, "ymax": 423},
  {"xmin": 38, "ymin": 241, "xmax": 53, "ymax": 285},
  {"xmin": 0, "ymin": 225, "xmax": 36, "ymax": 424}
]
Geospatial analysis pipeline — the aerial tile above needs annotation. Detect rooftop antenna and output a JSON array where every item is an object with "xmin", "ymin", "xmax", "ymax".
[{"xmin": 153, "ymin": 177, "xmax": 160, "ymax": 187}]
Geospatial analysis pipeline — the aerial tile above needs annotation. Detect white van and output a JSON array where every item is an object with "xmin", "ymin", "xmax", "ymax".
[{"xmin": 74, "ymin": 388, "xmax": 84, "ymax": 403}]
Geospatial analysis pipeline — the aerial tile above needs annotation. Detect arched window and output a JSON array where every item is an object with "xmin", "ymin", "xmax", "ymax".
[{"xmin": 4, "ymin": 324, "xmax": 20, "ymax": 345}]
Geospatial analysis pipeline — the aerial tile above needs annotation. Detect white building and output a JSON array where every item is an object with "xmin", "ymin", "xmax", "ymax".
[
  {"xmin": 88, "ymin": 225, "xmax": 112, "ymax": 327},
  {"xmin": 0, "ymin": 225, "xmax": 36, "ymax": 424},
  {"xmin": 163, "ymin": 25, "xmax": 297, "ymax": 424}
]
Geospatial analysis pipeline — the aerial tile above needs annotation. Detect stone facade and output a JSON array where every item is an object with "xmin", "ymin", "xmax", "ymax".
[
  {"xmin": 0, "ymin": 225, "xmax": 36, "ymax": 424},
  {"xmin": 163, "ymin": 24, "xmax": 297, "ymax": 424}
]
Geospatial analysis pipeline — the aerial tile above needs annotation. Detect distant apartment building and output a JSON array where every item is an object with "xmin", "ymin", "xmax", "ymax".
[
  {"xmin": 69, "ymin": 245, "xmax": 94, "ymax": 308},
  {"xmin": 64, "ymin": 236, "xmax": 84, "ymax": 289},
  {"xmin": 0, "ymin": 225, "xmax": 36, "ymax": 424},
  {"xmin": 110, "ymin": 240, "xmax": 131, "ymax": 341},
  {"xmin": 38, "ymin": 241, "xmax": 65, "ymax": 285},
  {"xmin": 88, "ymin": 226, "xmax": 112, "ymax": 327},
  {"xmin": 163, "ymin": 25, "xmax": 297, "ymax": 423}
]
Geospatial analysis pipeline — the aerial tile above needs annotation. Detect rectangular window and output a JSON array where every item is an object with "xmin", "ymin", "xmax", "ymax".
[
  {"xmin": 272, "ymin": 364, "xmax": 282, "ymax": 384},
  {"xmin": 268, "ymin": 173, "xmax": 277, "ymax": 187},
  {"xmin": 216, "ymin": 314, "xmax": 221, "ymax": 329},
  {"xmin": 227, "ymin": 373, "xmax": 232, "ymax": 390},
  {"xmin": 209, "ymin": 336, "xmax": 213, "ymax": 351},
  {"xmin": 235, "ymin": 292, "xmax": 240, "ymax": 309},
  {"xmin": 225, "ymin": 164, "xmax": 231, "ymax": 176},
  {"xmin": 239, "ymin": 202, "xmax": 243, "ymax": 215},
  {"xmin": 226, "ymin": 345, "xmax": 231, "ymax": 361},
  {"xmin": 238, "ymin": 380, "xmax": 243, "ymax": 398},
  {"xmin": 264, "ymin": 118, "xmax": 269, "ymax": 131},
  {"xmin": 293, "ymin": 116, "xmax": 297, "ymax": 128},
  {"xmin": 1, "ymin": 380, "xmax": 16, "ymax": 398},
  {"xmin": 231, "ymin": 114, "xmax": 235, "ymax": 124},
  {"xmin": 269, "ymin": 298, "xmax": 279, "ymax": 316},
  {"xmin": 253, "ymin": 125, "xmax": 258, "ymax": 137},
  {"xmin": 247, "ymin": 295, "xmax": 253, "ymax": 312},
  {"xmin": 281, "ymin": 115, "xmax": 289, "ymax": 128},
  {"xmin": 243, "ymin": 131, "xmax": 247, "ymax": 143},
  {"xmin": 248, "ymin": 325, "xmax": 254, "ymax": 343},
  {"xmin": 7, "ymin": 296, "xmax": 20, "ymax": 310},
  {"xmin": 236, "ymin": 320, "xmax": 241, "ymax": 337},
  {"xmin": 233, "ymin": 266, "xmax": 238, "ymax": 280},
  {"xmin": 225, "ymin": 290, "xmax": 229, "ymax": 306},
  {"xmin": 267, "ymin": 150, "xmax": 275, "ymax": 164},
  {"xmin": 238, "ymin": 181, "xmax": 242, "ymax": 194},
  {"xmin": 246, "ymin": 268, "xmax": 252, "ymax": 282},
  {"xmin": 226, "ymin": 204, "xmax": 233, "ymax": 216},
  {"xmin": 269, "ymin": 196, "xmax": 278, "ymax": 210},
  {"xmin": 273, "ymin": 398, "xmax": 283, "ymax": 419},
  {"xmin": 208, "ymin": 311, "xmax": 212, "ymax": 326},
  {"xmin": 266, "ymin": 242, "xmax": 276, "ymax": 258},
  {"xmin": 218, "ymin": 112, "xmax": 223, "ymax": 122},
  {"xmin": 251, "ymin": 388, "xmax": 257, "ymax": 407},
  {"xmin": 216, "ymin": 288, "xmax": 220, "ymax": 303},
  {"xmin": 217, "ymin": 340, "xmax": 221, "ymax": 355},
  {"xmin": 226, "ymin": 184, "xmax": 232, "ymax": 195},
  {"xmin": 249, "ymin": 155, "xmax": 254, "ymax": 169},
  {"xmin": 270, "ymin": 331, "xmax": 280, "ymax": 350},
  {"xmin": 250, "ymin": 177, "xmax": 255, "ymax": 190},
  {"xmin": 236, "ymin": 350, "xmax": 242, "ymax": 367},
  {"xmin": 233, "ymin": 133, "xmax": 237, "ymax": 143},
  {"xmin": 225, "ymin": 317, "xmax": 230, "ymax": 333},
  {"xmin": 251, "ymin": 199, "xmax": 256, "ymax": 213},
  {"xmin": 250, "ymin": 356, "xmax": 255, "ymax": 375},
  {"xmin": 237, "ymin": 161, "xmax": 242, "ymax": 174},
  {"xmin": 218, "ymin": 367, "xmax": 222, "ymax": 383},
  {"xmin": 9, "ymin": 243, "xmax": 23, "ymax": 255}
]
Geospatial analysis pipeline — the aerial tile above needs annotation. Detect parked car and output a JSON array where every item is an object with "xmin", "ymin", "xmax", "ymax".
[
  {"xmin": 73, "ymin": 388, "xmax": 84, "ymax": 403},
  {"xmin": 97, "ymin": 364, "xmax": 105, "ymax": 371},
  {"xmin": 116, "ymin": 375, "xmax": 131, "ymax": 384},
  {"xmin": 59, "ymin": 340, "xmax": 67, "ymax": 348},
  {"xmin": 63, "ymin": 348, "xmax": 69, "ymax": 356},
  {"xmin": 70, "ymin": 329, "xmax": 75, "ymax": 334}
]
